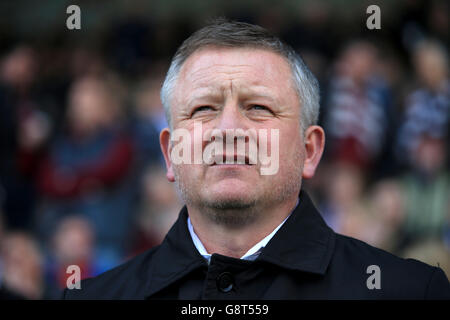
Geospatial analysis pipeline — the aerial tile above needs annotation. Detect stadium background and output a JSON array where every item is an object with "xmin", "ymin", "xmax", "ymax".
[{"xmin": 0, "ymin": 0, "xmax": 448, "ymax": 299}]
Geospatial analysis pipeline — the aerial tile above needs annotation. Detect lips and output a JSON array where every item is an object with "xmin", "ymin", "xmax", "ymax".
[
  {"xmin": 207, "ymin": 153, "xmax": 257, "ymax": 166},
  {"xmin": 210, "ymin": 154, "xmax": 250, "ymax": 166}
]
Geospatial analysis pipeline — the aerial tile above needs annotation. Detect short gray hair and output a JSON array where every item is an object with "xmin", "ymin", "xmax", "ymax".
[{"xmin": 160, "ymin": 19, "xmax": 320, "ymax": 132}]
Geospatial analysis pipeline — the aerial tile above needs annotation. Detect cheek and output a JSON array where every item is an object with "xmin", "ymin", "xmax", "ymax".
[
  {"xmin": 279, "ymin": 127, "xmax": 303, "ymax": 155},
  {"xmin": 188, "ymin": 123, "xmax": 210, "ymax": 163},
  {"xmin": 173, "ymin": 163, "xmax": 204, "ymax": 181}
]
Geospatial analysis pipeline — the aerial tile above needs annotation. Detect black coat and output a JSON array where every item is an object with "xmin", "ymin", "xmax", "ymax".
[{"xmin": 63, "ymin": 191, "xmax": 450, "ymax": 300}]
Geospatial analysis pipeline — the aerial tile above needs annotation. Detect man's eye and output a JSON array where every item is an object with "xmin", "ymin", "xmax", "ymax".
[
  {"xmin": 250, "ymin": 105, "xmax": 272, "ymax": 112},
  {"xmin": 192, "ymin": 106, "xmax": 213, "ymax": 115}
]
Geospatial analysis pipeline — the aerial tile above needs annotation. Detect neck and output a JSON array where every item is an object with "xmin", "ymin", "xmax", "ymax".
[{"xmin": 187, "ymin": 194, "xmax": 298, "ymax": 259}]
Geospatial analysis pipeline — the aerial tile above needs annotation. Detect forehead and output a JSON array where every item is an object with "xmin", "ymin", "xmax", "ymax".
[{"xmin": 176, "ymin": 46, "xmax": 295, "ymax": 93}]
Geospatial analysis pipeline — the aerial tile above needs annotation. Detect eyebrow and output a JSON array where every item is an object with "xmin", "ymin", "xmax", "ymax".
[
  {"xmin": 185, "ymin": 85, "xmax": 278, "ymax": 108},
  {"xmin": 185, "ymin": 88, "xmax": 223, "ymax": 108},
  {"xmin": 243, "ymin": 90, "xmax": 277, "ymax": 103}
]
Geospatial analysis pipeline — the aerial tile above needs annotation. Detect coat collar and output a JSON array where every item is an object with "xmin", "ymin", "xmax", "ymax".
[{"xmin": 144, "ymin": 190, "xmax": 335, "ymax": 298}]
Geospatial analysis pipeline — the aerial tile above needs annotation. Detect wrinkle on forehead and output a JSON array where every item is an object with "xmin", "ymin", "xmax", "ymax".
[
  {"xmin": 172, "ymin": 47, "xmax": 300, "ymax": 117},
  {"xmin": 188, "ymin": 63, "xmax": 256, "ymax": 79},
  {"xmin": 184, "ymin": 65, "xmax": 266, "ymax": 94},
  {"xmin": 180, "ymin": 47, "xmax": 291, "ymax": 83}
]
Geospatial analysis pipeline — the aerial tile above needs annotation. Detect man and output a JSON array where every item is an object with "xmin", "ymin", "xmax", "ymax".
[{"xmin": 63, "ymin": 20, "xmax": 450, "ymax": 299}]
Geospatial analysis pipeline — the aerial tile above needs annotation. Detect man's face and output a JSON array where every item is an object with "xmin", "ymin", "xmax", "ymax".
[{"xmin": 161, "ymin": 47, "xmax": 319, "ymax": 218}]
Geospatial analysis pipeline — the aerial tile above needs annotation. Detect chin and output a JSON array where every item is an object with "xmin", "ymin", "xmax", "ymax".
[
  {"xmin": 210, "ymin": 178, "xmax": 253, "ymax": 195},
  {"xmin": 204, "ymin": 180, "xmax": 258, "ymax": 208}
]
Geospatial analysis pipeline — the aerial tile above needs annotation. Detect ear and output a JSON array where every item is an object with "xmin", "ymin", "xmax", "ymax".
[
  {"xmin": 160, "ymin": 128, "xmax": 175, "ymax": 182},
  {"xmin": 301, "ymin": 125, "xmax": 325, "ymax": 179}
]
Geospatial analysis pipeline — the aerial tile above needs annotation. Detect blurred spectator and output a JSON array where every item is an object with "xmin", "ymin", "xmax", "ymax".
[
  {"xmin": 323, "ymin": 41, "xmax": 393, "ymax": 171},
  {"xmin": 393, "ymin": 39, "xmax": 449, "ymax": 248},
  {"xmin": 400, "ymin": 135, "xmax": 449, "ymax": 244},
  {"xmin": 366, "ymin": 179, "xmax": 406, "ymax": 253},
  {"xmin": 0, "ymin": 232, "xmax": 44, "ymax": 299},
  {"xmin": 0, "ymin": 46, "xmax": 51, "ymax": 230},
  {"xmin": 131, "ymin": 73, "xmax": 167, "ymax": 168},
  {"xmin": 130, "ymin": 165, "xmax": 181, "ymax": 256},
  {"xmin": 43, "ymin": 215, "xmax": 115, "ymax": 299},
  {"xmin": 319, "ymin": 162, "xmax": 373, "ymax": 242},
  {"xmin": 35, "ymin": 75, "xmax": 135, "ymax": 262},
  {"xmin": 0, "ymin": 46, "xmax": 37, "ymax": 91},
  {"xmin": 396, "ymin": 39, "xmax": 449, "ymax": 167}
]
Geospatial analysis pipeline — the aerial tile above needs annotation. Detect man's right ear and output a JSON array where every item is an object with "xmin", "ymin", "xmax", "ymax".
[{"xmin": 160, "ymin": 128, "xmax": 175, "ymax": 182}]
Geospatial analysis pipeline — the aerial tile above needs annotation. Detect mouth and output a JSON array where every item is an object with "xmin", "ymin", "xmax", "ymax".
[{"xmin": 209, "ymin": 154, "xmax": 255, "ymax": 166}]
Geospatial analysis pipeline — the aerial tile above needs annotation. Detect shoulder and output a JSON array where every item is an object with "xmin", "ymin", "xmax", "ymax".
[
  {"xmin": 62, "ymin": 246, "xmax": 160, "ymax": 300},
  {"xmin": 331, "ymin": 234, "xmax": 450, "ymax": 299}
]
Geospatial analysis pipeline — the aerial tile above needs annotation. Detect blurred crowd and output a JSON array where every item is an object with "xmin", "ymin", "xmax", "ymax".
[{"xmin": 0, "ymin": 0, "xmax": 448, "ymax": 299}]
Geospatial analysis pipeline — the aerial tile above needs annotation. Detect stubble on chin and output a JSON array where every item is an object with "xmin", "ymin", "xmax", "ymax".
[
  {"xmin": 172, "ymin": 164, "xmax": 259, "ymax": 227},
  {"xmin": 172, "ymin": 151, "xmax": 303, "ymax": 229}
]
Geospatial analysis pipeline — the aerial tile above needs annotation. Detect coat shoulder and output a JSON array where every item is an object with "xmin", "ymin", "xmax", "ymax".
[
  {"xmin": 332, "ymin": 234, "xmax": 450, "ymax": 299},
  {"xmin": 62, "ymin": 246, "xmax": 160, "ymax": 300}
]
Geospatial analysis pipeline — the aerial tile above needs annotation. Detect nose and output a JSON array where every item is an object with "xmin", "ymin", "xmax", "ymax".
[
  {"xmin": 215, "ymin": 101, "xmax": 246, "ymax": 132},
  {"xmin": 207, "ymin": 101, "xmax": 253, "ymax": 165}
]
